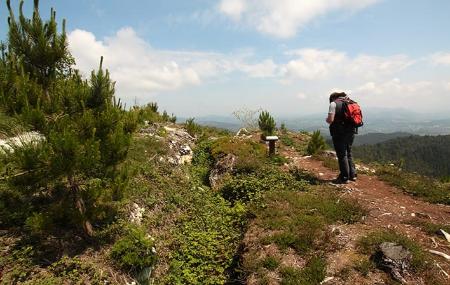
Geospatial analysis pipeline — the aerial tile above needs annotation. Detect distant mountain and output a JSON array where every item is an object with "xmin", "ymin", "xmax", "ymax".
[
  {"xmin": 280, "ymin": 109, "xmax": 450, "ymax": 135},
  {"xmin": 183, "ymin": 109, "xmax": 450, "ymax": 136},
  {"xmin": 353, "ymin": 135, "xmax": 450, "ymax": 178}
]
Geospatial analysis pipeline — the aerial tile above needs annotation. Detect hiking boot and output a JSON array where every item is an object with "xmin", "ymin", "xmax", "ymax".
[
  {"xmin": 332, "ymin": 176, "xmax": 348, "ymax": 184},
  {"xmin": 349, "ymin": 174, "xmax": 358, "ymax": 182}
]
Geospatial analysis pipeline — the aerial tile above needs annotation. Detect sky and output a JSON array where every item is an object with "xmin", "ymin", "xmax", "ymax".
[{"xmin": 1, "ymin": 0, "xmax": 450, "ymax": 117}]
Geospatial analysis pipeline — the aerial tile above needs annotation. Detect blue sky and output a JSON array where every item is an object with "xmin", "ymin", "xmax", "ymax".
[{"xmin": 2, "ymin": 0, "xmax": 450, "ymax": 117}]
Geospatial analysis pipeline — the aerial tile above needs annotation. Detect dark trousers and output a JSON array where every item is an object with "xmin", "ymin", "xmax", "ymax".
[{"xmin": 332, "ymin": 132, "xmax": 356, "ymax": 180}]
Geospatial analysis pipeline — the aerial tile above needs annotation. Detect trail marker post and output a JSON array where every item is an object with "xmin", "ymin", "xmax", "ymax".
[{"xmin": 264, "ymin": 136, "xmax": 279, "ymax": 156}]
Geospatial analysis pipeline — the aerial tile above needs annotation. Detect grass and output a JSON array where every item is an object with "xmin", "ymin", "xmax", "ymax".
[
  {"xmin": 279, "ymin": 132, "xmax": 310, "ymax": 155},
  {"xmin": 375, "ymin": 164, "xmax": 450, "ymax": 205},
  {"xmin": 255, "ymin": 189, "xmax": 365, "ymax": 254},
  {"xmin": 279, "ymin": 257, "xmax": 326, "ymax": 285},
  {"xmin": 352, "ymin": 256, "xmax": 374, "ymax": 277},
  {"xmin": 405, "ymin": 218, "xmax": 450, "ymax": 237},
  {"xmin": 241, "ymin": 184, "xmax": 365, "ymax": 284},
  {"xmin": 357, "ymin": 230, "xmax": 428, "ymax": 272},
  {"xmin": 314, "ymin": 154, "xmax": 339, "ymax": 171},
  {"xmin": 262, "ymin": 256, "xmax": 280, "ymax": 270}
]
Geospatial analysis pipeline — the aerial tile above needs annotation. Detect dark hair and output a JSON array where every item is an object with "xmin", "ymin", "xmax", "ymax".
[{"xmin": 329, "ymin": 92, "xmax": 347, "ymax": 103}]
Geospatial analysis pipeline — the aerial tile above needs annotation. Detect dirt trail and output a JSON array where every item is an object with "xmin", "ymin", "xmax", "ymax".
[{"xmin": 283, "ymin": 150, "xmax": 450, "ymax": 284}]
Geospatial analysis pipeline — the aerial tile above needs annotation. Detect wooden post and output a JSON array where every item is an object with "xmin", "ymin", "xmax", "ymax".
[{"xmin": 265, "ymin": 136, "xmax": 279, "ymax": 156}]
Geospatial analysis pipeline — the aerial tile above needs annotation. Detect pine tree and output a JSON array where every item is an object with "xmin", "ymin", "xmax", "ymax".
[
  {"xmin": 307, "ymin": 130, "xmax": 326, "ymax": 155},
  {"xmin": 258, "ymin": 110, "xmax": 276, "ymax": 137},
  {"xmin": 0, "ymin": 0, "xmax": 137, "ymax": 236}
]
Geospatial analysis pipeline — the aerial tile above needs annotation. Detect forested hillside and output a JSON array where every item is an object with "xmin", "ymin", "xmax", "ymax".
[
  {"xmin": 353, "ymin": 132, "xmax": 412, "ymax": 146},
  {"xmin": 353, "ymin": 135, "xmax": 450, "ymax": 178}
]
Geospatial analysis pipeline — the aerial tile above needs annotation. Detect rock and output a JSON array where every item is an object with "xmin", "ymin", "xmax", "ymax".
[
  {"xmin": 323, "ymin": 150, "xmax": 336, "ymax": 157},
  {"xmin": 147, "ymin": 124, "xmax": 196, "ymax": 166},
  {"xmin": 129, "ymin": 203, "xmax": 145, "ymax": 225},
  {"xmin": 236, "ymin": 128, "xmax": 251, "ymax": 137},
  {"xmin": 180, "ymin": 145, "xmax": 192, "ymax": 156},
  {"xmin": 179, "ymin": 154, "xmax": 193, "ymax": 164},
  {"xmin": 209, "ymin": 154, "xmax": 237, "ymax": 189},
  {"xmin": 377, "ymin": 242, "xmax": 412, "ymax": 284},
  {"xmin": 0, "ymin": 131, "xmax": 44, "ymax": 153}
]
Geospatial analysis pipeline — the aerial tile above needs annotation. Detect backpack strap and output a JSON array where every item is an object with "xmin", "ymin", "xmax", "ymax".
[{"xmin": 333, "ymin": 99, "xmax": 346, "ymax": 123}]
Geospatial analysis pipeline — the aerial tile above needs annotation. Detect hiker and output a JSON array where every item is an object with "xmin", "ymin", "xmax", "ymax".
[{"xmin": 326, "ymin": 92, "xmax": 357, "ymax": 184}]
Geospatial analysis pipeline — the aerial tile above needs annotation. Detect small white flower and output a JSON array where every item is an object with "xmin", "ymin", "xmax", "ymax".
[{"xmin": 151, "ymin": 246, "xmax": 157, "ymax": 254}]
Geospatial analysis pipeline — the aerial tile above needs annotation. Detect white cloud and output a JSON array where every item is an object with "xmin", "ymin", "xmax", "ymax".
[
  {"xmin": 218, "ymin": 0, "xmax": 380, "ymax": 38},
  {"xmin": 239, "ymin": 59, "xmax": 278, "ymax": 78},
  {"xmin": 68, "ymin": 28, "xmax": 448, "ymax": 113},
  {"xmin": 355, "ymin": 79, "xmax": 433, "ymax": 103},
  {"xmin": 296, "ymin": 92, "xmax": 307, "ymax": 100},
  {"xmin": 431, "ymin": 52, "xmax": 450, "ymax": 65},
  {"xmin": 445, "ymin": 82, "xmax": 450, "ymax": 91},
  {"xmin": 283, "ymin": 49, "xmax": 346, "ymax": 80},
  {"xmin": 281, "ymin": 48, "xmax": 414, "ymax": 81},
  {"xmin": 219, "ymin": 0, "xmax": 246, "ymax": 21},
  {"xmin": 68, "ymin": 28, "xmax": 280, "ymax": 103}
]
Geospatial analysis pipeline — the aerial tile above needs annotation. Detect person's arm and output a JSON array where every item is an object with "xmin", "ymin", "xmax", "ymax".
[{"xmin": 326, "ymin": 102, "xmax": 336, "ymax": 124}]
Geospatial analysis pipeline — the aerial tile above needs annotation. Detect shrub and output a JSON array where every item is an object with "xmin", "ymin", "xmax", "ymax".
[
  {"xmin": 211, "ymin": 137, "xmax": 266, "ymax": 174},
  {"xmin": 185, "ymin": 118, "xmax": 201, "ymax": 137},
  {"xmin": 232, "ymin": 107, "xmax": 262, "ymax": 130},
  {"xmin": 280, "ymin": 122, "xmax": 288, "ymax": 134},
  {"xmin": 110, "ymin": 226, "xmax": 157, "ymax": 273},
  {"xmin": 148, "ymin": 102, "xmax": 158, "ymax": 113},
  {"xmin": 258, "ymin": 111, "xmax": 276, "ymax": 137},
  {"xmin": 307, "ymin": 130, "xmax": 326, "ymax": 155},
  {"xmin": 220, "ymin": 168, "xmax": 308, "ymax": 203}
]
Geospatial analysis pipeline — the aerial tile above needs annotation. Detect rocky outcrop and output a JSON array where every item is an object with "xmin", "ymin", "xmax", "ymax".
[
  {"xmin": 140, "ymin": 123, "xmax": 195, "ymax": 165},
  {"xmin": 209, "ymin": 153, "xmax": 237, "ymax": 189},
  {"xmin": 377, "ymin": 242, "xmax": 412, "ymax": 284}
]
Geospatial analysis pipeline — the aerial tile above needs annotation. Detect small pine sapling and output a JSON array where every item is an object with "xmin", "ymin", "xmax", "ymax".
[
  {"xmin": 307, "ymin": 130, "xmax": 326, "ymax": 155},
  {"xmin": 258, "ymin": 111, "xmax": 276, "ymax": 138}
]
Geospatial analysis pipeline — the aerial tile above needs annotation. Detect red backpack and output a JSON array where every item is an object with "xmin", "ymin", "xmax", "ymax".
[{"xmin": 337, "ymin": 98, "xmax": 364, "ymax": 127}]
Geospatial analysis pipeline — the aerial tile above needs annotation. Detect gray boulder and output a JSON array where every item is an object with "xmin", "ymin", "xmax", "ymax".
[
  {"xmin": 377, "ymin": 242, "xmax": 412, "ymax": 284},
  {"xmin": 209, "ymin": 154, "xmax": 237, "ymax": 189}
]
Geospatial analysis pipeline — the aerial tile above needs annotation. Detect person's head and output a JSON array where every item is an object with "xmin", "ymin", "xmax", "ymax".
[{"xmin": 329, "ymin": 92, "xmax": 347, "ymax": 103}]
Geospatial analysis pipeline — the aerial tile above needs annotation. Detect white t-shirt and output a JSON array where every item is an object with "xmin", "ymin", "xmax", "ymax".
[{"xmin": 328, "ymin": 102, "xmax": 336, "ymax": 114}]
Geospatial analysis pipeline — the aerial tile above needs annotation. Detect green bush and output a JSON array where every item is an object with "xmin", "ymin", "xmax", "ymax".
[
  {"xmin": 110, "ymin": 226, "xmax": 157, "ymax": 273},
  {"xmin": 185, "ymin": 117, "xmax": 201, "ymax": 137},
  {"xmin": 258, "ymin": 111, "xmax": 276, "ymax": 137},
  {"xmin": 280, "ymin": 122, "xmax": 288, "ymax": 134},
  {"xmin": 220, "ymin": 168, "xmax": 308, "ymax": 203},
  {"xmin": 211, "ymin": 137, "xmax": 266, "ymax": 173},
  {"xmin": 166, "ymin": 187, "xmax": 246, "ymax": 285},
  {"xmin": 307, "ymin": 130, "xmax": 326, "ymax": 155}
]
